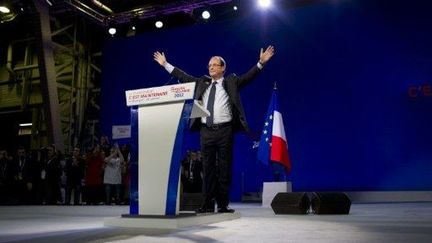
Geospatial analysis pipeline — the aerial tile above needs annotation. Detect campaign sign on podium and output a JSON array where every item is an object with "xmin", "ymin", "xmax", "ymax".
[{"xmin": 125, "ymin": 82, "xmax": 208, "ymax": 216}]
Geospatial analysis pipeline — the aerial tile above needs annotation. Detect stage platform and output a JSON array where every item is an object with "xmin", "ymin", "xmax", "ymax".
[
  {"xmin": 104, "ymin": 211, "xmax": 241, "ymax": 229},
  {"xmin": 1, "ymin": 202, "xmax": 432, "ymax": 242}
]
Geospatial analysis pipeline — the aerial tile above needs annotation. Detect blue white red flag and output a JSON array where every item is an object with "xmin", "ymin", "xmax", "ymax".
[{"xmin": 257, "ymin": 86, "xmax": 291, "ymax": 171}]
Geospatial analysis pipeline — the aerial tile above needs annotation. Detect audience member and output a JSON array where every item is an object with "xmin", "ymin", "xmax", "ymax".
[
  {"xmin": 11, "ymin": 146, "xmax": 37, "ymax": 204},
  {"xmin": 37, "ymin": 145, "xmax": 61, "ymax": 205},
  {"xmin": 0, "ymin": 149, "xmax": 13, "ymax": 205},
  {"xmin": 181, "ymin": 150, "xmax": 203, "ymax": 193},
  {"xmin": 103, "ymin": 144, "xmax": 124, "ymax": 205},
  {"xmin": 120, "ymin": 144, "xmax": 130, "ymax": 204},
  {"xmin": 84, "ymin": 145, "xmax": 105, "ymax": 205},
  {"xmin": 99, "ymin": 135, "xmax": 111, "ymax": 156},
  {"xmin": 65, "ymin": 147, "xmax": 85, "ymax": 205}
]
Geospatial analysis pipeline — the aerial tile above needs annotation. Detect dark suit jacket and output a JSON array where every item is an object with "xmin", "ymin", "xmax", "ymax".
[{"xmin": 171, "ymin": 65, "xmax": 262, "ymax": 132}]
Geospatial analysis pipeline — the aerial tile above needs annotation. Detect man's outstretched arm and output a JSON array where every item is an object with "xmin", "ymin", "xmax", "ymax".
[
  {"xmin": 153, "ymin": 51, "xmax": 174, "ymax": 73},
  {"xmin": 238, "ymin": 45, "xmax": 276, "ymax": 86},
  {"xmin": 153, "ymin": 51, "xmax": 200, "ymax": 83}
]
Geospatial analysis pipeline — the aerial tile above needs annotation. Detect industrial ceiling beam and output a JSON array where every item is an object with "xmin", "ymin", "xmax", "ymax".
[
  {"xmin": 55, "ymin": 0, "xmax": 232, "ymax": 26},
  {"xmin": 33, "ymin": 0, "xmax": 65, "ymax": 152}
]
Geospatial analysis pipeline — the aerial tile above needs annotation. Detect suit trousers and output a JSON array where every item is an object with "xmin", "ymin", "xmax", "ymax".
[{"xmin": 200, "ymin": 123, "xmax": 233, "ymax": 209}]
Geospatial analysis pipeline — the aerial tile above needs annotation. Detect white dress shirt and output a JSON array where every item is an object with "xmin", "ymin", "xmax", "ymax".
[{"xmin": 201, "ymin": 78, "xmax": 232, "ymax": 124}]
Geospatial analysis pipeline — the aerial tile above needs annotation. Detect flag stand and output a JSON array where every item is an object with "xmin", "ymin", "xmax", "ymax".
[{"xmin": 262, "ymin": 181, "xmax": 293, "ymax": 208}]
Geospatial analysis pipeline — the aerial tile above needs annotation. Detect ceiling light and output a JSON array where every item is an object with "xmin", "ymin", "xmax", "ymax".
[
  {"xmin": 155, "ymin": 21, "xmax": 163, "ymax": 28},
  {"xmin": 233, "ymin": 6, "xmax": 238, "ymax": 11},
  {"xmin": 108, "ymin": 27, "xmax": 116, "ymax": 36},
  {"xmin": 130, "ymin": 17, "xmax": 138, "ymax": 32},
  {"xmin": 201, "ymin": 10, "xmax": 211, "ymax": 20},
  {"xmin": 257, "ymin": 0, "xmax": 272, "ymax": 9},
  {"xmin": 0, "ymin": 6, "xmax": 11, "ymax": 13}
]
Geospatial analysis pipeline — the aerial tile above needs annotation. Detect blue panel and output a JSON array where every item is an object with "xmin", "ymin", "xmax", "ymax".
[
  {"xmin": 129, "ymin": 107, "xmax": 138, "ymax": 214},
  {"xmin": 101, "ymin": 0, "xmax": 432, "ymax": 200},
  {"xmin": 165, "ymin": 100, "xmax": 194, "ymax": 215}
]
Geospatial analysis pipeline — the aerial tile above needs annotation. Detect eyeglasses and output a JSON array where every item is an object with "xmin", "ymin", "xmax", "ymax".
[{"xmin": 207, "ymin": 63, "xmax": 222, "ymax": 69}]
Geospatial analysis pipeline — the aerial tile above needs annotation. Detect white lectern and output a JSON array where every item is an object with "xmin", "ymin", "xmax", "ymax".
[{"xmin": 125, "ymin": 82, "xmax": 208, "ymax": 216}]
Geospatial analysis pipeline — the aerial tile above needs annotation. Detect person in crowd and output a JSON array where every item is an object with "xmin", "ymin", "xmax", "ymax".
[
  {"xmin": 120, "ymin": 144, "xmax": 130, "ymax": 204},
  {"xmin": 11, "ymin": 146, "xmax": 36, "ymax": 204},
  {"xmin": 65, "ymin": 147, "xmax": 85, "ymax": 205},
  {"xmin": 99, "ymin": 135, "xmax": 111, "ymax": 156},
  {"xmin": 84, "ymin": 145, "xmax": 105, "ymax": 205},
  {"xmin": 0, "ymin": 149, "xmax": 14, "ymax": 205},
  {"xmin": 37, "ymin": 145, "xmax": 61, "ymax": 205},
  {"xmin": 181, "ymin": 150, "xmax": 203, "ymax": 193},
  {"xmin": 59, "ymin": 153, "xmax": 67, "ymax": 204},
  {"xmin": 180, "ymin": 150, "xmax": 191, "ymax": 193},
  {"xmin": 103, "ymin": 144, "xmax": 124, "ymax": 205}
]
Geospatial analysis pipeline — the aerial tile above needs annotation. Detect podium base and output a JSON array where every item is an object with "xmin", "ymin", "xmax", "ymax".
[{"xmin": 104, "ymin": 212, "xmax": 241, "ymax": 229}]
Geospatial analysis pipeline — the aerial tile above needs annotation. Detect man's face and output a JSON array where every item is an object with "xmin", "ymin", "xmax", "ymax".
[
  {"xmin": 93, "ymin": 145, "xmax": 100, "ymax": 154},
  {"xmin": 190, "ymin": 152, "xmax": 197, "ymax": 160},
  {"xmin": 47, "ymin": 147, "xmax": 55, "ymax": 157},
  {"xmin": 208, "ymin": 57, "xmax": 225, "ymax": 79},
  {"xmin": 110, "ymin": 148, "xmax": 116, "ymax": 155},
  {"xmin": 18, "ymin": 149, "xmax": 25, "ymax": 158},
  {"xmin": 73, "ymin": 148, "xmax": 80, "ymax": 157}
]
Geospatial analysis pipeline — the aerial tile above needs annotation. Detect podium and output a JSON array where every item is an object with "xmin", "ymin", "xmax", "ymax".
[
  {"xmin": 104, "ymin": 83, "xmax": 241, "ymax": 228},
  {"xmin": 125, "ymin": 83, "xmax": 208, "ymax": 216}
]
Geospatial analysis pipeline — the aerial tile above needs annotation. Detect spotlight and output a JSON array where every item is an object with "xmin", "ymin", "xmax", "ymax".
[
  {"xmin": 201, "ymin": 10, "xmax": 211, "ymax": 20},
  {"xmin": 0, "ymin": 5, "xmax": 17, "ymax": 23},
  {"xmin": 155, "ymin": 20, "xmax": 163, "ymax": 28},
  {"xmin": 257, "ymin": 0, "xmax": 272, "ymax": 9},
  {"xmin": 0, "ymin": 6, "xmax": 11, "ymax": 13},
  {"xmin": 233, "ymin": 6, "xmax": 238, "ymax": 11},
  {"xmin": 127, "ymin": 24, "xmax": 136, "ymax": 37},
  {"xmin": 130, "ymin": 17, "xmax": 138, "ymax": 32},
  {"xmin": 108, "ymin": 27, "xmax": 116, "ymax": 36}
]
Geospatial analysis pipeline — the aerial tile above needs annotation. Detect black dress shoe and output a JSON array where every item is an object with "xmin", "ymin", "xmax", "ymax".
[
  {"xmin": 218, "ymin": 207, "xmax": 235, "ymax": 213},
  {"xmin": 196, "ymin": 207, "xmax": 215, "ymax": 213}
]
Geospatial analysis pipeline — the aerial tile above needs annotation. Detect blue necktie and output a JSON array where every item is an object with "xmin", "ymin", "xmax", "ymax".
[{"xmin": 206, "ymin": 82, "xmax": 217, "ymax": 126}]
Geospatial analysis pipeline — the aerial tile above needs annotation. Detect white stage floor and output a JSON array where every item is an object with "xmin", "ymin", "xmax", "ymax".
[{"xmin": 1, "ymin": 202, "xmax": 432, "ymax": 242}]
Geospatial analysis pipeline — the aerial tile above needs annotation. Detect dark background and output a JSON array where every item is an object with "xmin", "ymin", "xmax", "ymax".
[{"xmin": 100, "ymin": 0, "xmax": 432, "ymax": 201}]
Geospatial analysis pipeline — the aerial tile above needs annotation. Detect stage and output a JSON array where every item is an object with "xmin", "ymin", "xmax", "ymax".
[{"xmin": 1, "ymin": 202, "xmax": 432, "ymax": 242}]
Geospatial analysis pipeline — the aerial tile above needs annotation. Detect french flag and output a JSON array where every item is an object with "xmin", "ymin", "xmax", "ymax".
[{"xmin": 257, "ymin": 86, "xmax": 291, "ymax": 171}]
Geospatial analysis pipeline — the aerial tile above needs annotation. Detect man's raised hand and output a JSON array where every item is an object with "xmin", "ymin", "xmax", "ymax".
[
  {"xmin": 153, "ymin": 51, "xmax": 167, "ymax": 66},
  {"xmin": 259, "ymin": 45, "xmax": 275, "ymax": 64}
]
